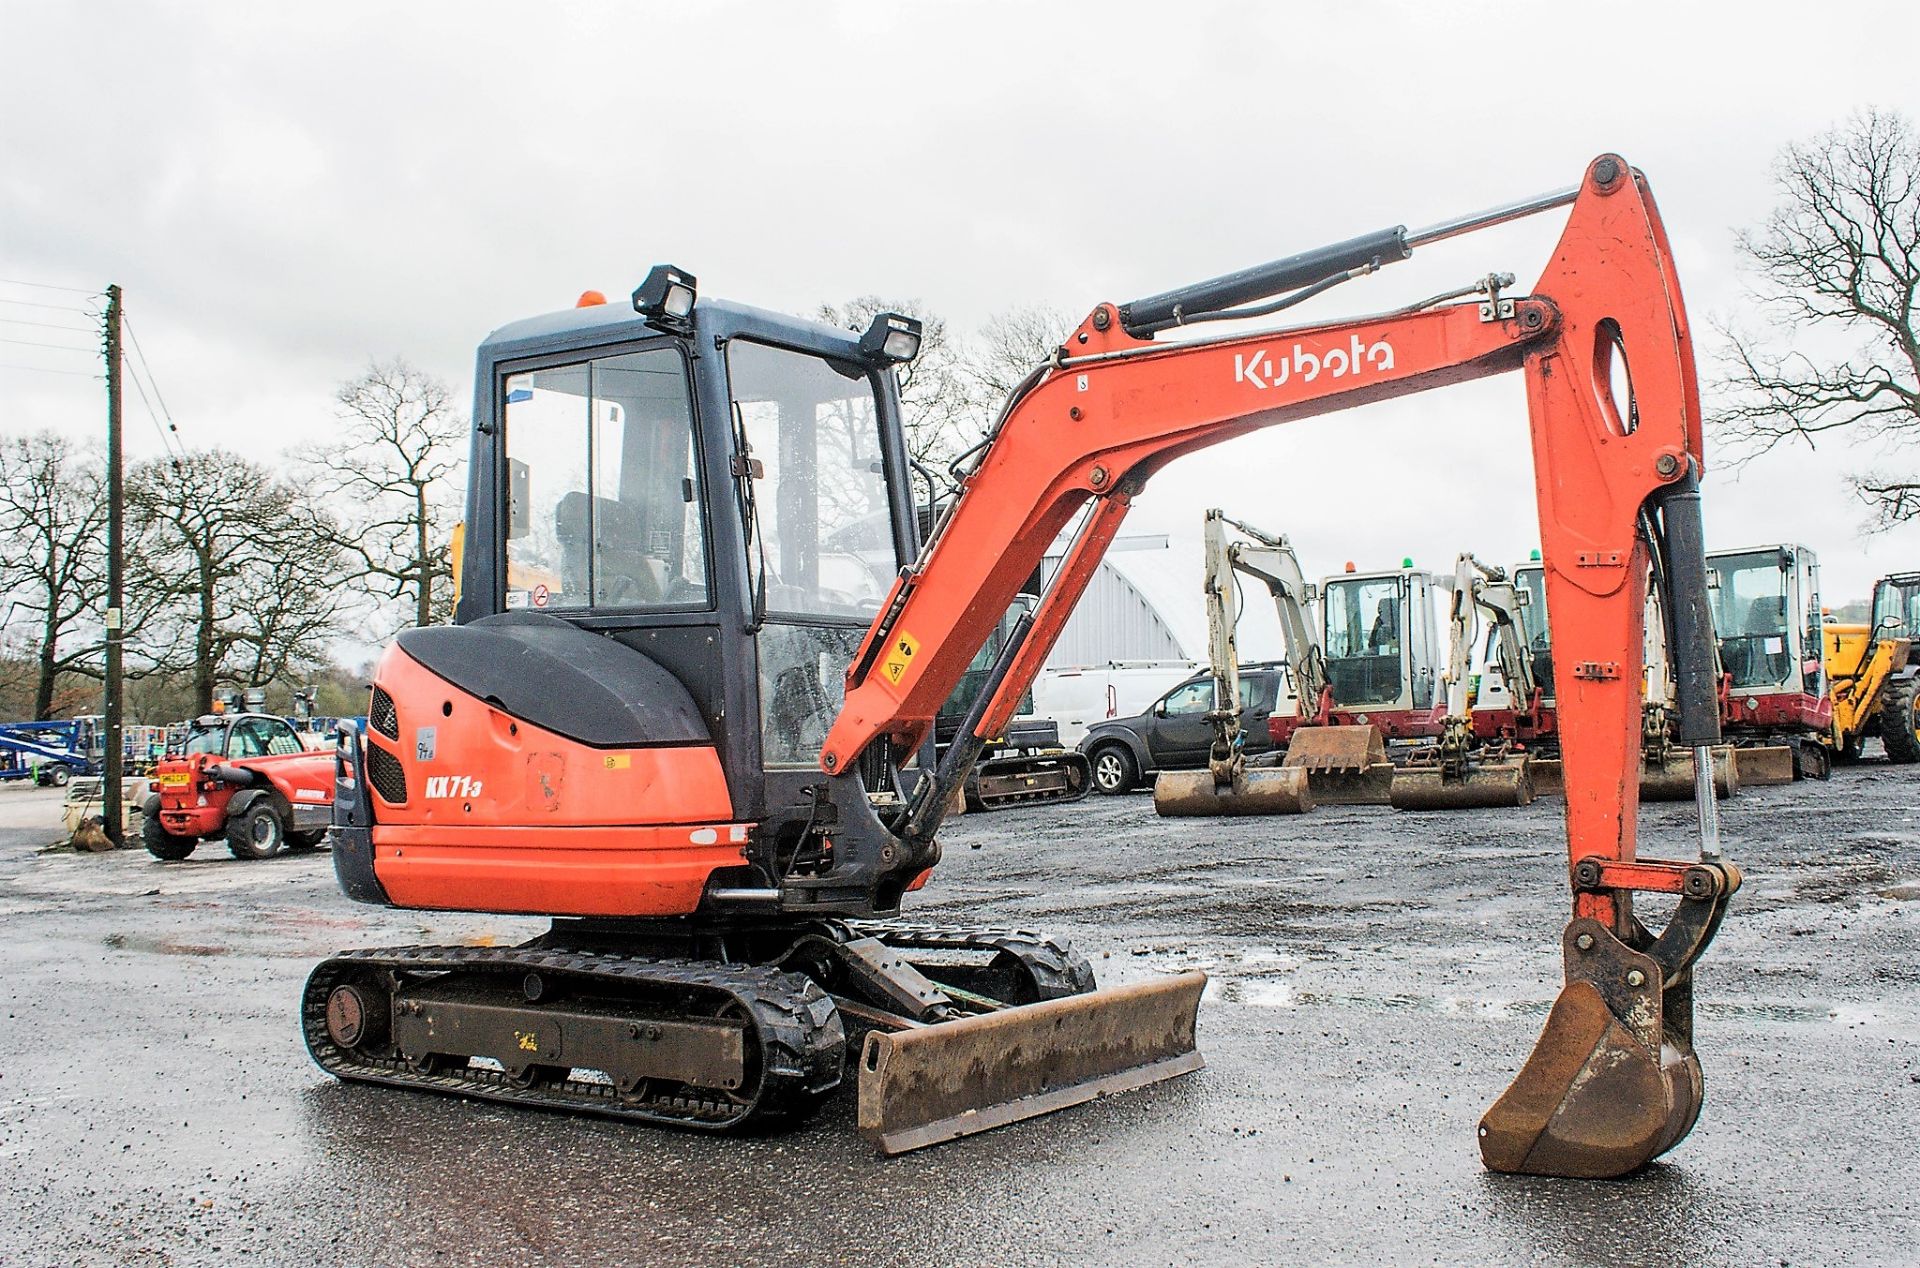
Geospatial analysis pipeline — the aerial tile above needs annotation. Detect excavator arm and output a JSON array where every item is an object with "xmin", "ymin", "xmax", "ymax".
[
  {"xmin": 1478, "ymin": 572, "xmax": 1539, "ymax": 709},
  {"xmin": 1153, "ymin": 509, "xmax": 1325, "ymax": 816},
  {"xmin": 1218, "ymin": 513, "xmax": 1328, "ymax": 726},
  {"xmin": 830, "ymin": 155, "xmax": 1738, "ymax": 1178}
]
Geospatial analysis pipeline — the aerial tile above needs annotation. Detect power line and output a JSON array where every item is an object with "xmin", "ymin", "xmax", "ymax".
[
  {"xmin": 0, "ymin": 361, "xmax": 100, "ymax": 377},
  {"xmin": 122, "ymin": 314, "xmax": 185, "ymax": 457},
  {"xmin": 0, "ymin": 335, "xmax": 95, "ymax": 353},
  {"xmin": 0, "ymin": 296, "xmax": 97, "ymax": 315},
  {"xmin": 0, "ymin": 315, "xmax": 97, "ymax": 334},
  {"xmin": 0, "ymin": 277, "xmax": 104, "ymax": 297}
]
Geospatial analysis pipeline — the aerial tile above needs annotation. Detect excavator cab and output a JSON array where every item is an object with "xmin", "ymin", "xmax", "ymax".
[
  {"xmin": 1706, "ymin": 544, "xmax": 1832, "ymax": 779},
  {"xmin": 1318, "ymin": 565, "xmax": 1442, "ymax": 736}
]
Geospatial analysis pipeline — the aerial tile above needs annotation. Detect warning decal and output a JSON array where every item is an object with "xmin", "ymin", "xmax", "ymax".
[{"xmin": 880, "ymin": 631, "xmax": 920, "ymax": 687}]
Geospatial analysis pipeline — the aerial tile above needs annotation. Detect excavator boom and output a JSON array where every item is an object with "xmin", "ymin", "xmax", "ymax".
[{"xmin": 830, "ymin": 156, "xmax": 1740, "ymax": 1175}]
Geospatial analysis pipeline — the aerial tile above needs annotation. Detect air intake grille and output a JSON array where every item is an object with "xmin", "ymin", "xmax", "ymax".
[
  {"xmin": 365, "ymin": 740, "xmax": 408, "ymax": 805},
  {"xmin": 369, "ymin": 687, "xmax": 400, "ymax": 740}
]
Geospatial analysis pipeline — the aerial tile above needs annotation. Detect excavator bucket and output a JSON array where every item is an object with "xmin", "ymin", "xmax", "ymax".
[
  {"xmin": 1388, "ymin": 754, "xmax": 1533, "ymax": 811},
  {"xmin": 1281, "ymin": 725, "xmax": 1395, "ymax": 805},
  {"xmin": 1152, "ymin": 765, "xmax": 1313, "ymax": 816},
  {"xmin": 858, "ymin": 971, "xmax": 1207, "ymax": 1155},
  {"xmin": 1639, "ymin": 744, "xmax": 1738, "ymax": 801},
  {"xmin": 1732, "ymin": 745, "xmax": 1796, "ymax": 787},
  {"xmin": 1528, "ymin": 749, "xmax": 1738, "ymax": 801},
  {"xmin": 1479, "ymin": 920, "xmax": 1706, "ymax": 1178}
]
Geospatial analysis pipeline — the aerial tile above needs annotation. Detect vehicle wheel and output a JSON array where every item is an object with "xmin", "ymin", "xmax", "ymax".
[
  {"xmin": 1880, "ymin": 678, "xmax": 1920, "ymax": 764},
  {"xmin": 142, "ymin": 812, "xmax": 197, "ymax": 861},
  {"xmin": 289, "ymin": 829, "xmax": 329, "ymax": 850},
  {"xmin": 227, "ymin": 803, "xmax": 288, "ymax": 860},
  {"xmin": 45, "ymin": 765, "xmax": 71, "ymax": 788},
  {"xmin": 1088, "ymin": 744, "xmax": 1138, "ymax": 795}
]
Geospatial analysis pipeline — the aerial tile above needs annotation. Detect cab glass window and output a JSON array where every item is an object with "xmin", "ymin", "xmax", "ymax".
[
  {"xmin": 726, "ymin": 342, "xmax": 895, "ymax": 620},
  {"xmin": 1709, "ymin": 551, "xmax": 1792, "ymax": 689},
  {"xmin": 502, "ymin": 347, "xmax": 707, "ymax": 612}
]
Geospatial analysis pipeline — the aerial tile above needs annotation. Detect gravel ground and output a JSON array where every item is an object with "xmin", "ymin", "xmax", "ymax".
[{"xmin": 0, "ymin": 761, "xmax": 1916, "ymax": 1267}]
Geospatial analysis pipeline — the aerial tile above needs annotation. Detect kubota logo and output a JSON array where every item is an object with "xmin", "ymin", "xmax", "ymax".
[{"xmin": 1234, "ymin": 335, "xmax": 1395, "ymax": 390}]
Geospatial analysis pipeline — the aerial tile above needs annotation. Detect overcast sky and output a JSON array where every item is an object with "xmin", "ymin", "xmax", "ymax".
[{"xmin": 5, "ymin": 1, "xmax": 1919, "ymax": 627}]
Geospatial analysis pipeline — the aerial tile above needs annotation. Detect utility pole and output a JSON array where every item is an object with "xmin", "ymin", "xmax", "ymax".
[{"xmin": 102, "ymin": 284, "xmax": 125, "ymax": 846}]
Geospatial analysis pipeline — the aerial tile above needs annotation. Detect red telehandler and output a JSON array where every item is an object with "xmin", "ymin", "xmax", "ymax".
[{"xmin": 312, "ymin": 155, "xmax": 1737, "ymax": 1178}]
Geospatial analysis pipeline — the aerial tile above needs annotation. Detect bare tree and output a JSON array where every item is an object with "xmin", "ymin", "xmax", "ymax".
[
  {"xmin": 1713, "ymin": 109, "xmax": 1920, "ymax": 526},
  {"xmin": 305, "ymin": 359, "xmax": 466, "ymax": 631},
  {"xmin": 815, "ymin": 297, "xmax": 978, "ymax": 472},
  {"xmin": 129, "ymin": 449, "xmax": 345, "ymax": 715},
  {"xmin": 0, "ymin": 431, "xmax": 108, "ymax": 718},
  {"xmin": 962, "ymin": 304, "xmax": 1074, "ymax": 413}
]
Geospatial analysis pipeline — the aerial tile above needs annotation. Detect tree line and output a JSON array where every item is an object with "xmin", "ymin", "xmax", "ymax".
[
  {"xmin": 0, "ymin": 307, "xmax": 1074, "ymax": 726},
  {"xmin": 2, "ymin": 108, "xmax": 1915, "ymax": 724},
  {"xmin": 0, "ymin": 359, "xmax": 463, "ymax": 722}
]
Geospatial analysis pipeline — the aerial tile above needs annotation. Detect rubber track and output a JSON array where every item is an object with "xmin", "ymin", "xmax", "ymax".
[
  {"xmin": 851, "ymin": 920, "xmax": 1097, "ymax": 999},
  {"xmin": 302, "ymin": 945, "xmax": 844, "ymax": 1131}
]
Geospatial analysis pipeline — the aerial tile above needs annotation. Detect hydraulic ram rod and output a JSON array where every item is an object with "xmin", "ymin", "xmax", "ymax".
[{"xmin": 1117, "ymin": 183, "xmax": 1582, "ymax": 338}]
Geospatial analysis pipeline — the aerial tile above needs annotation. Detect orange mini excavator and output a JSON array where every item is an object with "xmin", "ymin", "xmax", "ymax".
[{"xmin": 310, "ymin": 155, "xmax": 1738, "ymax": 1177}]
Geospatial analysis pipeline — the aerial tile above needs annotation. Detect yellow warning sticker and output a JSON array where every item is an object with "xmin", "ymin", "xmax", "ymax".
[
  {"xmin": 602, "ymin": 753, "xmax": 631, "ymax": 770},
  {"xmin": 880, "ymin": 630, "xmax": 920, "ymax": 687}
]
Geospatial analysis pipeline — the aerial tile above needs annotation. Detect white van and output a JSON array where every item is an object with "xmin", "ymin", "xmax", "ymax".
[{"xmin": 1035, "ymin": 661, "xmax": 1200, "ymax": 748}]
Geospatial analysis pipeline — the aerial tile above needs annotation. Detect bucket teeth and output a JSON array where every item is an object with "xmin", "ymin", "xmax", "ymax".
[
  {"xmin": 1479, "ymin": 920, "xmax": 1704, "ymax": 1178},
  {"xmin": 1282, "ymin": 725, "xmax": 1395, "ymax": 804}
]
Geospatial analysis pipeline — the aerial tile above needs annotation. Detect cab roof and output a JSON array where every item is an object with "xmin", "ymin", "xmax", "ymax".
[{"xmin": 477, "ymin": 296, "xmax": 874, "ymax": 367}]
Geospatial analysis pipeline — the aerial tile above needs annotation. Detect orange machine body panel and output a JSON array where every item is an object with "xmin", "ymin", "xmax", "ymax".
[{"xmin": 364, "ymin": 643, "xmax": 744, "ymax": 917}]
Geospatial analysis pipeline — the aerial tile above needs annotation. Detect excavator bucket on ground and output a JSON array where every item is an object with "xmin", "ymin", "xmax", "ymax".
[
  {"xmin": 1527, "ymin": 748, "xmax": 1737, "ymax": 800},
  {"xmin": 1479, "ymin": 879, "xmax": 1734, "ymax": 1178},
  {"xmin": 1152, "ymin": 763, "xmax": 1313, "ymax": 816},
  {"xmin": 858, "ymin": 971, "xmax": 1207, "ymax": 1155},
  {"xmin": 1639, "ymin": 744, "xmax": 1739, "ymax": 801},
  {"xmin": 1389, "ymin": 753, "xmax": 1534, "ymax": 811},
  {"xmin": 1732, "ymin": 745, "xmax": 1797, "ymax": 787},
  {"xmin": 1281, "ymin": 725, "xmax": 1395, "ymax": 805}
]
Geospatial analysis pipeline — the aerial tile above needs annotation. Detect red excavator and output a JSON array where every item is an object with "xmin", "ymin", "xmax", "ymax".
[{"xmin": 312, "ymin": 155, "xmax": 1737, "ymax": 1178}]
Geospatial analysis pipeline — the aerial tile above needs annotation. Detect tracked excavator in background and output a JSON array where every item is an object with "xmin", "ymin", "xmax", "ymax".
[
  {"xmin": 1153, "ymin": 510, "xmax": 1322, "ymax": 816},
  {"xmin": 313, "ymin": 155, "xmax": 1739, "ymax": 1178},
  {"xmin": 1389, "ymin": 555, "xmax": 1534, "ymax": 810},
  {"xmin": 1707, "ymin": 544, "xmax": 1832, "ymax": 783},
  {"xmin": 934, "ymin": 595, "xmax": 1092, "ymax": 811},
  {"xmin": 1478, "ymin": 561, "xmax": 1742, "ymax": 799},
  {"xmin": 1265, "ymin": 558, "xmax": 1443, "ymax": 804}
]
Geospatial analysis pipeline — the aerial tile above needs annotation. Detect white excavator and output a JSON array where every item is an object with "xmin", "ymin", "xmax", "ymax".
[{"xmin": 1389, "ymin": 553, "xmax": 1536, "ymax": 809}]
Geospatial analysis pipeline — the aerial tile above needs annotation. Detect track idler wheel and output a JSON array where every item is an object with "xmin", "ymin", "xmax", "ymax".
[{"xmin": 1479, "ymin": 918, "xmax": 1705, "ymax": 1178}]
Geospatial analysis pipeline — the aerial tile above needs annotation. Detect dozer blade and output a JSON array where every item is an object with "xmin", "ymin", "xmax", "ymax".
[
  {"xmin": 1529, "ymin": 757, "xmax": 1564, "ymax": 796},
  {"xmin": 1639, "ymin": 744, "xmax": 1738, "ymax": 802},
  {"xmin": 1732, "ymin": 744, "xmax": 1796, "ymax": 787},
  {"xmin": 1282, "ymin": 725, "xmax": 1395, "ymax": 805},
  {"xmin": 1389, "ymin": 756, "xmax": 1533, "ymax": 811},
  {"xmin": 1153, "ymin": 767, "xmax": 1313, "ymax": 816},
  {"xmin": 858, "ymin": 970, "xmax": 1207, "ymax": 1155}
]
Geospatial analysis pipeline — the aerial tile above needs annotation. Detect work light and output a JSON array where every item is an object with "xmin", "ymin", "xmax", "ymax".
[
  {"xmin": 859, "ymin": 311, "xmax": 922, "ymax": 366},
  {"xmin": 632, "ymin": 265, "xmax": 697, "ymax": 328}
]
